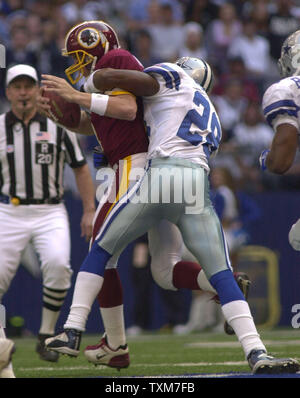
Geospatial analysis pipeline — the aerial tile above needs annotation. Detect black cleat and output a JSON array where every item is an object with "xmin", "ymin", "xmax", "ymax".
[
  {"xmin": 247, "ymin": 349, "xmax": 300, "ymax": 374},
  {"xmin": 224, "ymin": 272, "xmax": 251, "ymax": 335},
  {"xmin": 36, "ymin": 334, "xmax": 59, "ymax": 362},
  {"xmin": 45, "ymin": 329, "xmax": 82, "ymax": 357}
]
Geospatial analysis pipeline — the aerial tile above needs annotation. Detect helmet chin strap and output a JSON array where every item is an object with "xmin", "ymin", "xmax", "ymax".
[
  {"xmin": 104, "ymin": 41, "xmax": 109, "ymax": 54},
  {"xmin": 90, "ymin": 56, "xmax": 98, "ymax": 75}
]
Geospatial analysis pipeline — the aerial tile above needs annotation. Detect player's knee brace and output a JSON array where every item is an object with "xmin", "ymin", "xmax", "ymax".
[{"xmin": 209, "ymin": 269, "xmax": 245, "ymax": 306}]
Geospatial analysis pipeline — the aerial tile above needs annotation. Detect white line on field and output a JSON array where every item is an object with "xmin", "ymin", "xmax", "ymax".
[
  {"xmin": 186, "ymin": 340, "xmax": 300, "ymax": 348},
  {"xmin": 18, "ymin": 361, "xmax": 248, "ymax": 372}
]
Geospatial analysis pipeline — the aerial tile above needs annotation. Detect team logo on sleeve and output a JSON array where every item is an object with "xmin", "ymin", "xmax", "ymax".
[{"xmin": 78, "ymin": 28, "xmax": 102, "ymax": 49}]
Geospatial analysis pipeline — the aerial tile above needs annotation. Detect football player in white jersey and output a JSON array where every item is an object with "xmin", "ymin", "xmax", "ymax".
[
  {"xmin": 44, "ymin": 58, "xmax": 299, "ymax": 374},
  {"xmin": 260, "ymin": 30, "xmax": 300, "ymax": 251}
]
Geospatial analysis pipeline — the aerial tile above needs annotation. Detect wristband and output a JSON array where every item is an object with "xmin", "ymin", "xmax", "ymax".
[
  {"xmin": 90, "ymin": 93, "xmax": 109, "ymax": 116},
  {"xmin": 259, "ymin": 149, "xmax": 270, "ymax": 171},
  {"xmin": 83, "ymin": 71, "xmax": 101, "ymax": 93}
]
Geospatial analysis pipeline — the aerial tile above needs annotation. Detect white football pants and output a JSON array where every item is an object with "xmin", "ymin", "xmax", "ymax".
[{"xmin": 0, "ymin": 203, "xmax": 73, "ymax": 302}]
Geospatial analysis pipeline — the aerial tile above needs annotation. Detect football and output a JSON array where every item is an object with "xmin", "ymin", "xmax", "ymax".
[{"xmin": 42, "ymin": 90, "xmax": 81, "ymax": 129}]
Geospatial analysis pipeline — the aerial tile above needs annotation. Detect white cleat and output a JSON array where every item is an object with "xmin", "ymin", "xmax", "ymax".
[{"xmin": 84, "ymin": 335, "xmax": 130, "ymax": 370}]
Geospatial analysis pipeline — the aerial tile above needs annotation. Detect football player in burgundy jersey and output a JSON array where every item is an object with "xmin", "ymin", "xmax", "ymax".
[{"xmin": 40, "ymin": 21, "xmax": 248, "ymax": 369}]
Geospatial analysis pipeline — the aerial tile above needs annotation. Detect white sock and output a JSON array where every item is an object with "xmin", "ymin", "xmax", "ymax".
[
  {"xmin": 39, "ymin": 308, "xmax": 60, "ymax": 335},
  {"xmin": 100, "ymin": 305, "xmax": 126, "ymax": 349},
  {"xmin": 222, "ymin": 300, "xmax": 266, "ymax": 358},
  {"xmin": 0, "ymin": 327, "xmax": 15, "ymax": 378},
  {"xmin": 0, "ymin": 326, "xmax": 5, "ymax": 339},
  {"xmin": 197, "ymin": 269, "xmax": 217, "ymax": 294},
  {"xmin": 64, "ymin": 271, "xmax": 104, "ymax": 332}
]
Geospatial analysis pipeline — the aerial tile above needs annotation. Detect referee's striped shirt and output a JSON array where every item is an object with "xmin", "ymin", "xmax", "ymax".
[{"xmin": 0, "ymin": 111, "xmax": 86, "ymax": 202}]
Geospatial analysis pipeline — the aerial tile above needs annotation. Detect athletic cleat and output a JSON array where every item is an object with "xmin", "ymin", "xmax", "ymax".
[
  {"xmin": 36, "ymin": 334, "xmax": 59, "ymax": 362},
  {"xmin": 224, "ymin": 272, "xmax": 251, "ymax": 335},
  {"xmin": 247, "ymin": 349, "xmax": 300, "ymax": 374},
  {"xmin": 0, "ymin": 339, "xmax": 15, "ymax": 372},
  {"xmin": 84, "ymin": 335, "xmax": 130, "ymax": 370},
  {"xmin": 45, "ymin": 329, "xmax": 81, "ymax": 357}
]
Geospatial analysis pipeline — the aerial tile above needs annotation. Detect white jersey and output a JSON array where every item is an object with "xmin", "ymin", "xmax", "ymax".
[
  {"xmin": 143, "ymin": 63, "xmax": 222, "ymax": 172},
  {"xmin": 262, "ymin": 76, "xmax": 300, "ymax": 142}
]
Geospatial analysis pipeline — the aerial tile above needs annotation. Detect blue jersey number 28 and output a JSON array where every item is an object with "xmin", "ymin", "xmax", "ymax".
[{"xmin": 176, "ymin": 90, "xmax": 222, "ymax": 157}]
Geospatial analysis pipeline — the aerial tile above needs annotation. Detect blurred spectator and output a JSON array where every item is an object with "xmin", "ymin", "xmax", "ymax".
[
  {"xmin": 26, "ymin": 13, "xmax": 42, "ymax": 50},
  {"xmin": 205, "ymin": 2, "xmax": 242, "ymax": 69},
  {"xmin": 131, "ymin": 29, "xmax": 163, "ymax": 67},
  {"xmin": 3, "ymin": 0, "xmax": 24, "ymax": 14},
  {"xmin": 28, "ymin": 0, "xmax": 54, "ymax": 22},
  {"xmin": 178, "ymin": 22, "xmax": 207, "ymax": 60},
  {"xmin": 249, "ymin": 0, "xmax": 272, "ymax": 39},
  {"xmin": 212, "ymin": 78, "xmax": 248, "ymax": 141},
  {"xmin": 126, "ymin": 0, "xmax": 183, "ymax": 27},
  {"xmin": 148, "ymin": 3, "xmax": 184, "ymax": 62},
  {"xmin": 268, "ymin": 0, "xmax": 299, "ymax": 61},
  {"xmin": 6, "ymin": 26, "xmax": 38, "ymax": 68},
  {"xmin": 30, "ymin": 19, "xmax": 71, "ymax": 77},
  {"xmin": 228, "ymin": 18, "xmax": 273, "ymax": 91},
  {"xmin": 229, "ymin": 101, "xmax": 274, "ymax": 191},
  {"xmin": 184, "ymin": 0, "xmax": 219, "ymax": 29},
  {"xmin": 213, "ymin": 56, "xmax": 260, "ymax": 103}
]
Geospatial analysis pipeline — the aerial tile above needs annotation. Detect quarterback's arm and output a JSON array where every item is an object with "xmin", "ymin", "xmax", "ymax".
[
  {"xmin": 72, "ymin": 163, "xmax": 96, "ymax": 242},
  {"xmin": 72, "ymin": 110, "xmax": 94, "ymax": 136},
  {"xmin": 41, "ymin": 74, "xmax": 137, "ymax": 121},
  {"xmin": 85, "ymin": 68, "xmax": 160, "ymax": 97},
  {"xmin": 265, "ymin": 123, "xmax": 298, "ymax": 174}
]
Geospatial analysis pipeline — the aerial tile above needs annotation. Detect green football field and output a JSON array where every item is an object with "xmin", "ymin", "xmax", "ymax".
[{"xmin": 9, "ymin": 328, "xmax": 300, "ymax": 378}]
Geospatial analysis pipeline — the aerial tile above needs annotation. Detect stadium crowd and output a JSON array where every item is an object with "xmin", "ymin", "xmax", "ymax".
[{"xmin": 1, "ymin": 0, "xmax": 300, "ymax": 193}]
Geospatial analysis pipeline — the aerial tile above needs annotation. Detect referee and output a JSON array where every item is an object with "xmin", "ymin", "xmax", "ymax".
[{"xmin": 0, "ymin": 64, "xmax": 96, "ymax": 376}]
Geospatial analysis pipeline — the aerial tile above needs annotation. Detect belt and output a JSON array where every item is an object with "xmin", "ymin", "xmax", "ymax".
[{"xmin": 0, "ymin": 194, "xmax": 61, "ymax": 206}]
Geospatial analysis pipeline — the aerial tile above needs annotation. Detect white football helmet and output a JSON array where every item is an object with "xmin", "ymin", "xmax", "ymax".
[
  {"xmin": 176, "ymin": 57, "xmax": 213, "ymax": 92},
  {"xmin": 278, "ymin": 30, "xmax": 300, "ymax": 78}
]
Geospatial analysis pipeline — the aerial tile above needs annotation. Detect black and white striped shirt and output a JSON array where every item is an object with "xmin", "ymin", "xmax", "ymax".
[{"xmin": 0, "ymin": 111, "xmax": 86, "ymax": 203}]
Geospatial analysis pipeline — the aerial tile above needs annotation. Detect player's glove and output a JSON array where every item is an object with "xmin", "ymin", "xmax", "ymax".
[
  {"xmin": 93, "ymin": 145, "xmax": 108, "ymax": 169},
  {"xmin": 259, "ymin": 149, "xmax": 270, "ymax": 171}
]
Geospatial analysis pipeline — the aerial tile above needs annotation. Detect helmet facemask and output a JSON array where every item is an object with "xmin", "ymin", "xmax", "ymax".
[{"xmin": 62, "ymin": 49, "xmax": 97, "ymax": 85}]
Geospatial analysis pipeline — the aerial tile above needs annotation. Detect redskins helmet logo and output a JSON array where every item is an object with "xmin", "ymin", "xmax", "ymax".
[{"xmin": 78, "ymin": 28, "xmax": 102, "ymax": 49}]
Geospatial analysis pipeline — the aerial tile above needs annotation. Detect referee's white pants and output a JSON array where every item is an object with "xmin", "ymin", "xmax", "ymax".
[{"xmin": 0, "ymin": 203, "xmax": 73, "ymax": 302}]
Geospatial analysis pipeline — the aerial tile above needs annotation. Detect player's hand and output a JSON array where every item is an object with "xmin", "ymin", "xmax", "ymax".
[
  {"xmin": 93, "ymin": 145, "xmax": 108, "ymax": 169},
  {"xmin": 80, "ymin": 210, "xmax": 94, "ymax": 242},
  {"xmin": 259, "ymin": 149, "xmax": 270, "ymax": 171},
  {"xmin": 36, "ymin": 87, "xmax": 52, "ymax": 118},
  {"xmin": 41, "ymin": 74, "xmax": 78, "ymax": 103}
]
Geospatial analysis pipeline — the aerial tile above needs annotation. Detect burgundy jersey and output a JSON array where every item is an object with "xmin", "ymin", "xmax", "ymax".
[{"xmin": 90, "ymin": 49, "xmax": 148, "ymax": 166}]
